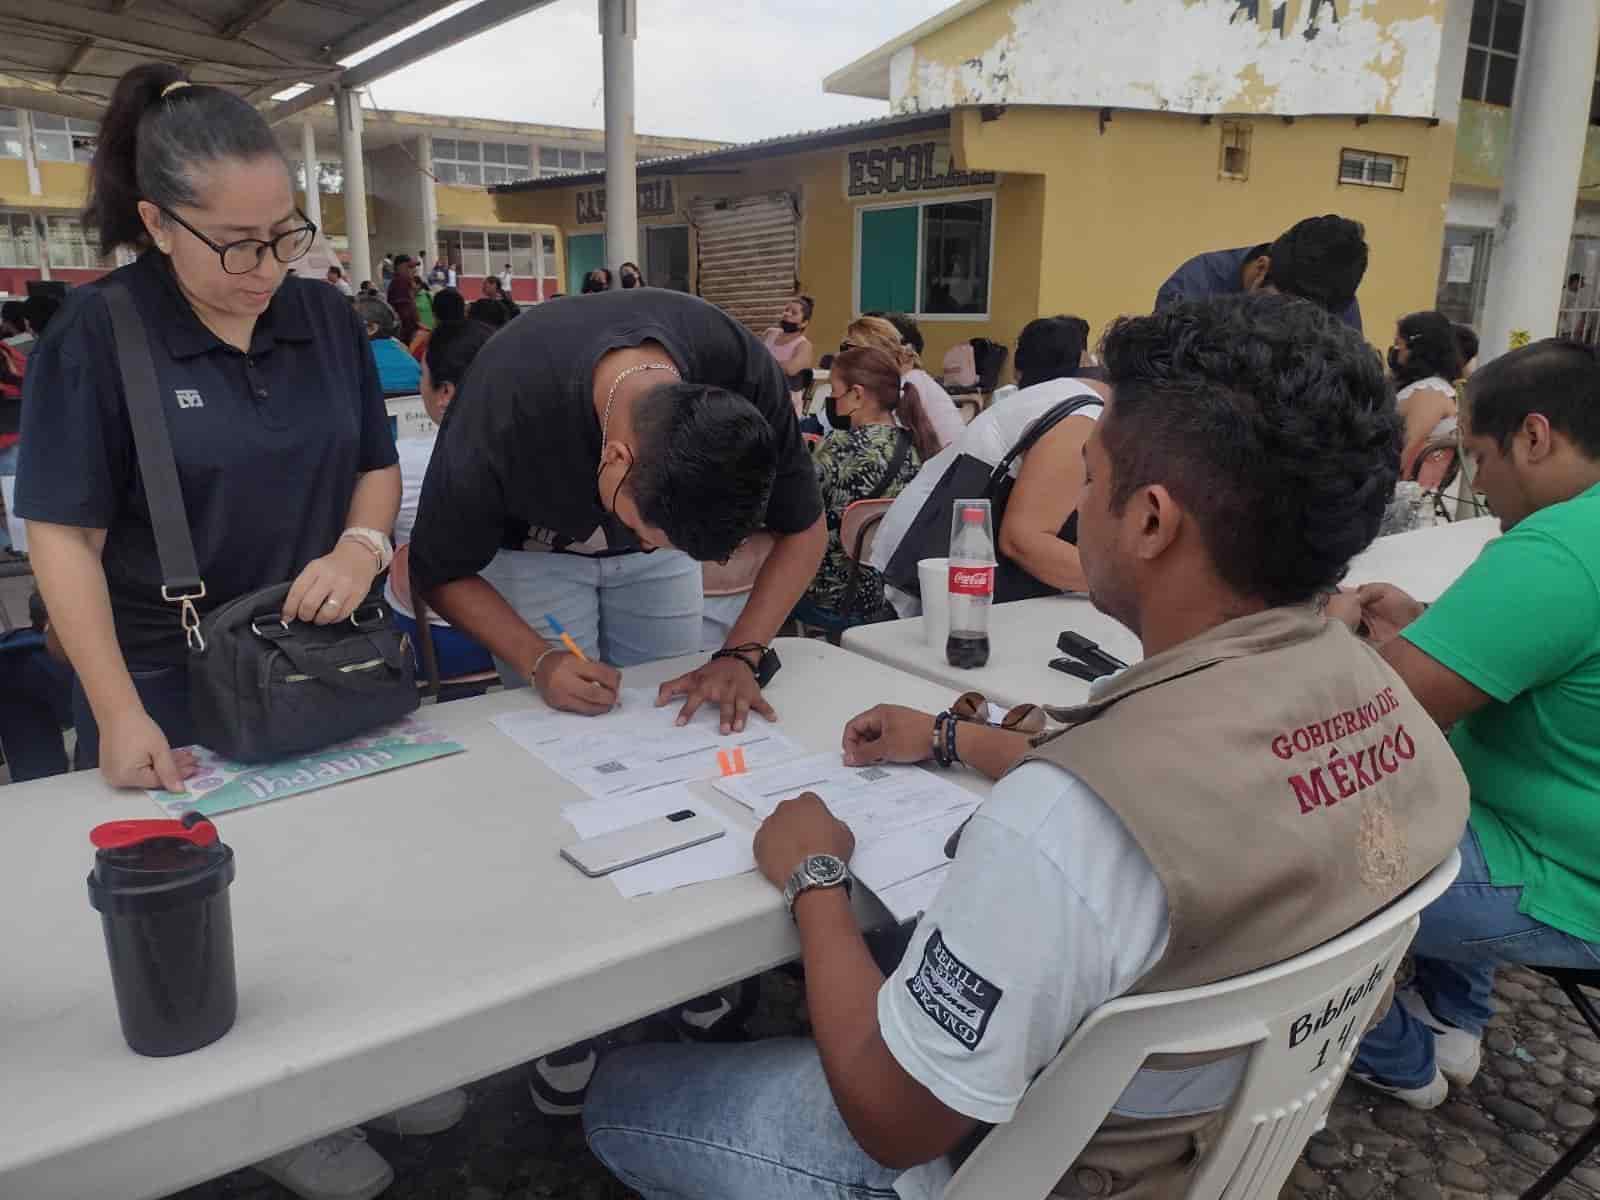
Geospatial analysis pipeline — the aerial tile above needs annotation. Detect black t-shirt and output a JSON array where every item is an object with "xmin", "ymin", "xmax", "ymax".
[
  {"xmin": 409, "ymin": 289, "xmax": 822, "ymax": 593},
  {"xmin": 15, "ymin": 252, "xmax": 398, "ymax": 666}
]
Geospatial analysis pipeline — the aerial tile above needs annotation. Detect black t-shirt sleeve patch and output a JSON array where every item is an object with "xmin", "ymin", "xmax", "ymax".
[{"xmin": 905, "ymin": 928, "xmax": 1003, "ymax": 1050}]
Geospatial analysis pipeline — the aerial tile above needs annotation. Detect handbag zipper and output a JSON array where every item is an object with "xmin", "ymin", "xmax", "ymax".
[{"xmin": 281, "ymin": 658, "xmax": 388, "ymax": 683}]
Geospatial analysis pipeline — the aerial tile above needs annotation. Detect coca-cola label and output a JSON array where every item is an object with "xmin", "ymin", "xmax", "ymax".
[{"xmin": 948, "ymin": 565, "xmax": 995, "ymax": 597}]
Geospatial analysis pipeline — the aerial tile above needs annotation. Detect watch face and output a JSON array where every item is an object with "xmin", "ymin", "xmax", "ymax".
[{"xmin": 806, "ymin": 854, "xmax": 845, "ymax": 884}]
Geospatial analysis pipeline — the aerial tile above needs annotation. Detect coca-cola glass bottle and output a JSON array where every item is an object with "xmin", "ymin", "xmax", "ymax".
[{"xmin": 947, "ymin": 499, "xmax": 995, "ymax": 668}]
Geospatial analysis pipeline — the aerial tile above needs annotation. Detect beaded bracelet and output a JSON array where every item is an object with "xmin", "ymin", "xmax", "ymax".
[{"xmin": 931, "ymin": 712, "xmax": 952, "ymax": 768}]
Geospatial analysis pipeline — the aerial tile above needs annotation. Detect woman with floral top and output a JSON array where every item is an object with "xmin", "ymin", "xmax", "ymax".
[{"xmin": 803, "ymin": 346, "xmax": 923, "ymax": 620}]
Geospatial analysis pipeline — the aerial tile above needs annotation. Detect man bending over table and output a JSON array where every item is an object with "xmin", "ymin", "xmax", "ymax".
[
  {"xmin": 409, "ymin": 288, "xmax": 826, "ymax": 735},
  {"xmin": 580, "ymin": 294, "xmax": 1470, "ymax": 1199},
  {"xmin": 1331, "ymin": 338, "xmax": 1600, "ymax": 1108}
]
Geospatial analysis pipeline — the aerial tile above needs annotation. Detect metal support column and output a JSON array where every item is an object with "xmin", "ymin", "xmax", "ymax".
[{"xmin": 600, "ymin": 0, "xmax": 638, "ymax": 286}]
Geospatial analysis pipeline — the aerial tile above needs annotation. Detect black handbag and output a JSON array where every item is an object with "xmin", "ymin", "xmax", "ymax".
[
  {"xmin": 882, "ymin": 395, "xmax": 1101, "ymax": 603},
  {"xmin": 106, "ymin": 284, "xmax": 418, "ymax": 763}
]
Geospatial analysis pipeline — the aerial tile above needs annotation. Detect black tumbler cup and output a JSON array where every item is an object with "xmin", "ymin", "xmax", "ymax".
[{"xmin": 86, "ymin": 816, "xmax": 238, "ymax": 1056}]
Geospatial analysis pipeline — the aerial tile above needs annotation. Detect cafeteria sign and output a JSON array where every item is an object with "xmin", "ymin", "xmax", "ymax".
[
  {"xmin": 845, "ymin": 140, "xmax": 997, "ymax": 198},
  {"xmin": 577, "ymin": 178, "xmax": 676, "ymax": 225}
]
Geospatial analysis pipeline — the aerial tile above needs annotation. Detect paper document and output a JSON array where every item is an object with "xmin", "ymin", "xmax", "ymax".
[
  {"xmin": 713, "ymin": 753, "xmax": 978, "ymax": 842},
  {"xmin": 493, "ymin": 688, "xmax": 804, "ymax": 801},
  {"xmin": 147, "ymin": 717, "xmax": 465, "ymax": 818},
  {"xmin": 561, "ymin": 785, "xmax": 755, "ymax": 898},
  {"xmin": 713, "ymin": 753, "xmax": 979, "ymax": 911}
]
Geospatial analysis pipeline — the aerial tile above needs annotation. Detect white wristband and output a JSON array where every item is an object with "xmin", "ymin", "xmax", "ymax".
[{"xmin": 340, "ymin": 526, "xmax": 393, "ymax": 571}]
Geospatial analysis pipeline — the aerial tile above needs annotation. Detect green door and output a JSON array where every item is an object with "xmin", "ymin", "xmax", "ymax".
[
  {"xmin": 567, "ymin": 233, "xmax": 605, "ymax": 294},
  {"xmin": 858, "ymin": 207, "xmax": 919, "ymax": 314}
]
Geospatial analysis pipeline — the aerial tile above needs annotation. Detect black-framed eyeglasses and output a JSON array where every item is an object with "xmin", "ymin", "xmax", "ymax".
[{"xmin": 157, "ymin": 205, "xmax": 317, "ymax": 275}]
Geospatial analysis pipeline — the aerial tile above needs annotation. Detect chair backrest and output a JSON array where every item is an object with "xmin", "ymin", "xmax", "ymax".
[
  {"xmin": 943, "ymin": 342, "xmax": 979, "ymax": 389},
  {"xmin": 973, "ymin": 339, "xmax": 1009, "ymax": 392},
  {"xmin": 840, "ymin": 498, "xmax": 894, "ymax": 566},
  {"xmin": 1407, "ymin": 438, "xmax": 1459, "ymax": 496},
  {"xmin": 941, "ymin": 849, "xmax": 1461, "ymax": 1200},
  {"xmin": 702, "ymin": 532, "xmax": 776, "ymax": 598}
]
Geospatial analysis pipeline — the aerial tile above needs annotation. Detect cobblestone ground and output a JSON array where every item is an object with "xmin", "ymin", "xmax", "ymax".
[{"xmin": 168, "ymin": 965, "xmax": 1599, "ymax": 1200}]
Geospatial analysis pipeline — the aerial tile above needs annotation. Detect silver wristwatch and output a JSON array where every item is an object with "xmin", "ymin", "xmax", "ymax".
[{"xmin": 783, "ymin": 854, "xmax": 852, "ymax": 917}]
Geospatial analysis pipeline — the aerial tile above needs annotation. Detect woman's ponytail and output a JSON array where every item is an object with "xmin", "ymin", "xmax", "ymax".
[
  {"xmin": 85, "ymin": 64, "xmax": 188, "ymax": 256},
  {"xmin": 895, "ymin": 378, "xmax": 944, "ymax": 461}
]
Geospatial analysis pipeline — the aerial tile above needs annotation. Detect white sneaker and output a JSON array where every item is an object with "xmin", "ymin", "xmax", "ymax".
[
  {"xmin": 257, "ymin": 1129, "xmax": 395, "ymax": 1200},
  {"xmin": 1349, "ymin": 1064, "xmax": 1449, "ymax": 1110},
  {"xmin": 366, "ymin": 1087, "xmax": 468, "ymax": 1136},
  {"xmin": 1398, "ymin": 987, "xmax": 1483, "ymax": 1086}
]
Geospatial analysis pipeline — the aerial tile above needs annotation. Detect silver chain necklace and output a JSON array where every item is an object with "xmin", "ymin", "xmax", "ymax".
[{"xmin": 601, "ymin": 361, "xmax": 680, "ymax": 452}]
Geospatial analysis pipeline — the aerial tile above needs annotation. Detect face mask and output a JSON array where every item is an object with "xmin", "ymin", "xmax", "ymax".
[
  {"xmin": 622, "ymin": 273, "xmax": 639, "ymax": 289},
  {"xmin": 1387, "ymin": 347, "xmax": 1403, "ymax": 373},
  {"xmin": 823, "ymin": 395, "xmax": 850, "ymax": 432},
  {"xmin": 779, "ymin": 320, "xmax": 801, "ymax": 334}
]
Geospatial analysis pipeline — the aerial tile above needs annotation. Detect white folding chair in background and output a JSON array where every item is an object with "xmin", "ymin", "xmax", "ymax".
[{"xmin": 942, "ymin": 849, "xmax": 1461, "ymax": 1200}]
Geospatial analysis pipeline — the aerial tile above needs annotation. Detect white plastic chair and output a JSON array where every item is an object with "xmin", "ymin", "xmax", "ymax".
[{"xmin": 942, "ymin": 849, "xmax": 1461, "ymax": 1200}]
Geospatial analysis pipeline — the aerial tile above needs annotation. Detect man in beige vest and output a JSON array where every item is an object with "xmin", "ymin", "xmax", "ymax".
[{"xmin": 580, "ymin": 295, "xmax": 1469, "ymax": 1200}]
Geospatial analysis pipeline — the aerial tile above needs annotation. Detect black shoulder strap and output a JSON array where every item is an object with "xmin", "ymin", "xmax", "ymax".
[
  {"xmin": 983, "ymin": 394, "xmax": 1102, "ymax": 498},
  {"xmin": 865, "ymin": 428, "xmax": 913, "ymax": 502},
  {"xmin": 104, "ymin": 284, "xmax": 204, "ymax": 597}
]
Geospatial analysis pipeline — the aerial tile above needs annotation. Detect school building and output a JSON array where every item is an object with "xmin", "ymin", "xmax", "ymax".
[
  {"xmin": 491, "ymin": 0, "xmax": 1597, "ymax": 367},
  {"xmin": 0, "ymin": 99, "xmax": 722, "ymax": 303}
]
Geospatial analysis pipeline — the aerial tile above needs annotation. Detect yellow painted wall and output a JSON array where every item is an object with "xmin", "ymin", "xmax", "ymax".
[
  {"xmin": 294, "ymin": 191, "xmax": 372, "ymax": 240},
  {"xmin": 440, "ymin": 184, "xmax": 510, "ymax": 228},
  {"xmin": 498, "ymin": 103, "xmax": 1451, "ymax": 369},
  {"xmin": 35, "ymin": 161, "xmax": 89, "ymax": 204},
  {"xmin": 0, "ymin": 159, "xmax": 31, "ymax": 203},
  {"xmin": 497, "ymin": 140, "xmax": 1042, "ymax": 371},
  {"xmin": 956, "ymin": 106, "xmax": 1456, "ymax": 351}
]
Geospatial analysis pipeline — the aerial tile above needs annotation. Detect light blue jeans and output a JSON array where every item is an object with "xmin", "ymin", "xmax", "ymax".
[
  {"xmin": 584, "ymin": 1038, "xmax": 903, "ymax": 1200},
  {"xmin": 1355, "ymin": 826, "xmax": 1600, "ymax": 1088},
  {"xmin": 480, "ymin": 547, "xmax": 702, "ymax": 682}
]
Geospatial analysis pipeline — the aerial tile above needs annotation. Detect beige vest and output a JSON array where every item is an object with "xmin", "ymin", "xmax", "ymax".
[{"xmin": 1018, "ymin": 607, "xmax": 1468, "ymax": 1198}]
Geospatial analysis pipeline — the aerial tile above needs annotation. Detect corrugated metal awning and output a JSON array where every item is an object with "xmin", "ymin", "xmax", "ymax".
[{"xmin": 690, "ymin": 191, "xmax": 798, "ymax": 334}]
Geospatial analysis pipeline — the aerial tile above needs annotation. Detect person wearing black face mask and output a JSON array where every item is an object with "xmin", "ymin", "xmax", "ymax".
[
  {"xmin": 619, "ymin": 261, "xmax": 643, "ymax": 289},
  {"xmin": 762, "ymin": 295, "xmax": 815, "ymax": 415},
  {"xmin": 801, "ymin": 346, "xmax": 920, "ymax": 621},
  {"xmin": 1388, "ymin": 310, "xmax": 1463, "ymax": 483}
]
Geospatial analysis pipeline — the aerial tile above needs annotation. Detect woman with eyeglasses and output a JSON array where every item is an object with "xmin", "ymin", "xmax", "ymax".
[{"xmin": 11, "ymin": 59, "xmax": 443, "ymax": 1196}]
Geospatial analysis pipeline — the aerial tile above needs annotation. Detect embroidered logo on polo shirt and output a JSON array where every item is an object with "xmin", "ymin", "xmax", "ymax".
[
  {"xmin": 175, "ymin": 389, "xmax": 204, "ymax": 410},
  {"xmin": 906, "ymin": 929, "xmax": 1002, "ymax": 1050}
]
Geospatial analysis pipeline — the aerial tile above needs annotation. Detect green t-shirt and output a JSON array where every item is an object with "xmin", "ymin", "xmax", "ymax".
[{"xmin": 1403, "ymin": 481, "xmax": 1600, "ymax": 941}]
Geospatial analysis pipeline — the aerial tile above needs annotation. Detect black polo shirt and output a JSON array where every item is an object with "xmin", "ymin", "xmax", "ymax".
[
  {"xmin": 409, "ymin": 289, "xmax": 822, "ymax": 594},
  {"xmin": 16, "ymin": 251, "xmax": 397, "ymax": 666}
]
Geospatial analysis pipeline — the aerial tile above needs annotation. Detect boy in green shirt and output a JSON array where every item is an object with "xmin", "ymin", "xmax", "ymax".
[{"xmin": 1342, "ymin": 338, "xmax": 1600, "ymax": 1109}]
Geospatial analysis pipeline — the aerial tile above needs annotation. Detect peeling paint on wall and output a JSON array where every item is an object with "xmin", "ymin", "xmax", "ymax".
[{"xmin": 896, "ymin": 0, "xmax": 1446, "ymax": 118}]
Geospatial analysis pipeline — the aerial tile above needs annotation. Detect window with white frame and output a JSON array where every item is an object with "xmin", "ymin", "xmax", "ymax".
[
  {"xmin": 46, "ymin": 215, "xmax": 110, "ymax": 269},
  {"xmin": 432, "ymin": 139, "xmax": 533, "ymax": 186},
  {"xmin": 437, "ymin": 229, "xmax": 550, "ymax": 280},
  {"xmin": 32, "ymin": 113, "xmax": 98, "ymax": 164},
  {"xmin": 857, "ymin": 195, "xmax": 993, "ymax": 318},
  {"xmin": 293, "ymin": 160, "xmax": 345, "ymax": 194},
  {"xmin": 0, "ymin": 109, "xmax": 22, "ymax": 160},
  {"xmin": 0, "ymin": 211, "xmax": 38, "ymax": 266},
  {"xmin": 1338, "ymin": 148, "xmax": 1408, "ymax": 190},
  {"xmin": 538, "ymin": 147, "xmax": 607, "ymax": 177}
]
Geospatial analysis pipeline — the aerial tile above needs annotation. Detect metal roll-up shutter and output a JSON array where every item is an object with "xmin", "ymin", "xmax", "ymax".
[{"xmin": 690, "ymin": 192, "xmax": 798, "ymax": 333}]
